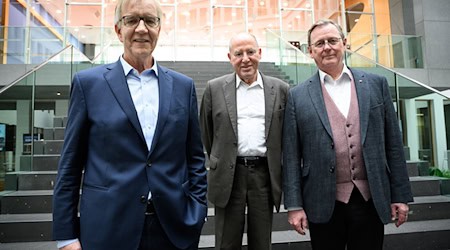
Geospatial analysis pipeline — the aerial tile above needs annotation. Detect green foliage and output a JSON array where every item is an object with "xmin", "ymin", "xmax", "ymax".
[{"xmin": 429, "ymin": 167, "xmax": 450, "ymax": 178}]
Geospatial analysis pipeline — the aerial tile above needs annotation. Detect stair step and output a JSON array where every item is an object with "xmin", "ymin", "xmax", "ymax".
[
  {"xmin": 406, "ymin": 160, "xmax": 429, "ymax": 177},
  {"xmin": 33, "ymin": 140, "xmax": 64, "ymax": 155},
  {"xmin": 410, "ymin": 176, "xmax": 449, "ymax": 196},
  {"xmin": 4, "ymin": 171, "xmax": 57, "ymax": 191},
  {"xmin": 20, "ymin": 155, "xmax": 61, "ymax": 171},
  {"xmin": 0, "ymin": 190, "xmax": 53, "ymax": 214},
  {"xmin": 0, "ymin": 213, "xmax": 53, "ymax": 243},
  {"xmin": 0, "ymin": 218, "xmax": 449, "ymax": 249}
]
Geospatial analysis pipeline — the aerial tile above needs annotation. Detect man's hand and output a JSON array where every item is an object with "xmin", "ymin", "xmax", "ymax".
[
  {"xmin": 391, "ymin": 203, "xmax": 409, "ymax": 227},
  {"xmin": 60, "ymin": 241, "xmax": 81, "ymax": 250},
  {"xmin": 287, "ymin": 209, "xmax": 309, "ymax": 235}
]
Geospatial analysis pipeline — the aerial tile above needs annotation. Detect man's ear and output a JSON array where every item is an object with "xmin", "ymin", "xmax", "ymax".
[
  {"xmin": 115, "ymin": 24, "xmax": 123, "ymax": 43},
  {"xmin": 308, "ymin": 46, "xmax": 313, "ymax": 58}
]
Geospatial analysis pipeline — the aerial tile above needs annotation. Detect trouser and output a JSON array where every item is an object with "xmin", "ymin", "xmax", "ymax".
[
  {"xmin": 309, "ymin": 189, "xmax": 384, "ymax": 250},
  {"xmin": 138, "ymin": 201, "xmax": 200, "ymax": 250},
  {"xmin": 214, "ymin": 158, "xmax": 273, "ymax": 250}
]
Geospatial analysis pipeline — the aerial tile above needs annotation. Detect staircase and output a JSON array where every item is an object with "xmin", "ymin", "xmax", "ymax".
[{"xmin": 0, "ymin": 62, "xmax": 449, "ymax": 249}]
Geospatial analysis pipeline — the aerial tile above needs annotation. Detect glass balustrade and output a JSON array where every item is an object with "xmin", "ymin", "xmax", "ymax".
[
  {"xmin": 0, "ymin": 45, "xmax": 95, "ymax": 192},
  {"xmin": 0, "ymin": 26, "xmax": 447, "ymax": 193},
  {"xmin": 266, "ymin": 29, "xmax": 449, "ymax": 171}
]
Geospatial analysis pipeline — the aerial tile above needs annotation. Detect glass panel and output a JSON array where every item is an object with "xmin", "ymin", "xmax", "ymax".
[
  {"xmin": 0, "ymin": 73, "xmax": 34, "ymax": 191},
  {"xmin": 314, "ymin": 0, "xmax": 340, "ymax": 21},
  {"xmin": 0, "ymin": 45, "xmax": 94, "ymax": 191},
  {"xmin": 416, "ymin": 100, "xmax": 434, "ymax": 166},
  {"xmin": 346, "ymin": 50, "xmax": 448, "ymax": 169},
  {"xmin": 265, "ymin": 29, "xmax": 315, "ymax": 85},
  {"xmin": 346, "ymin": 13, "xmax": 375, "ymax": 61},
  {"xmin": 173, "ymin": 1, "xmax": 211, "ymax": 61},
  {"xmin": 154, "ymin": 4, "xmax": 175, "ymax": 61},
  {"xmin": 211, "ymin": 3, "xmax": 246, "ymax": 61},
  {"xmin": 247, "ymin": 0, "xmax": 279, "ymax": 49}
]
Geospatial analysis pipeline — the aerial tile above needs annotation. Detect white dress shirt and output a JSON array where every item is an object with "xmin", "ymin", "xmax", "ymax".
[
  {"xmin": 319, "ymin": 65, "xmax": 353, "ymax": 118},
  {"xmin": 236, "ymin": 72, "xmax": 266, "ymax": 157}
]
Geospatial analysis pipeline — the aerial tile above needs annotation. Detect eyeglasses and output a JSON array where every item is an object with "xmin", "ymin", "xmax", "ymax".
[
  {"xmin": 311, "ymin": 37, "xmax": 342, "ymax": 48},
  {"xmin": 120, "ymin": 15, "xmax": 160, "ymax": 28}
]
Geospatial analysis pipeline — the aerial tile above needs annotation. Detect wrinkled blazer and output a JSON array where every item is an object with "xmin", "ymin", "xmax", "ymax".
[
  {"xmin": 282, "ymin": 68, "xmax": 413, "ymax": 224},
  {"xmin": 52, "ymin": 60, "xmax": 207, "ymax": 249},
  {"xmin": 200, "ymin": 72, "xmax": 289, "ymax": 211}
]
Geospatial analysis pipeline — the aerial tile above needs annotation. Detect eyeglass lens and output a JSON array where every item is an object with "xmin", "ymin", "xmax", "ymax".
[{"xmin": 122, "ymin": 15, "xmax": 160, "ymax": 28}]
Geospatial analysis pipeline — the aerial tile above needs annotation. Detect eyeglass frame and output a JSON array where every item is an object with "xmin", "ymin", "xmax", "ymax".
[
  {"xmin": 310, "ymin": 37, "xmax": 342, "ymax": 49},
  {"xmin": 119, "ymin": 15, "xmax": 161, "ymax": 28}
]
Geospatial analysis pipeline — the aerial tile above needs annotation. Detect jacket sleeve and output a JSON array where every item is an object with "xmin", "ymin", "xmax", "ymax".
[{"xmin": 282, "ymin": 89, "xmax": 304, "ymax": 209}]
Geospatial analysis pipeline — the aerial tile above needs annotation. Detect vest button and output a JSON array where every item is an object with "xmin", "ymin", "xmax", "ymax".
[{"xmin": 230, "ymin": 164, "xmax": 234, "ymax": 169}]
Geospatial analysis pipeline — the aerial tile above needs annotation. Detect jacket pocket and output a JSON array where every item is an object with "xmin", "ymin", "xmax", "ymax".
[
  {"xmin": 209, "ymin": 155, "xmax": 218, "ymax": 170},
  {"xmin": 301, "ymin": 163, "xmax": 310, "ymax": 177}
]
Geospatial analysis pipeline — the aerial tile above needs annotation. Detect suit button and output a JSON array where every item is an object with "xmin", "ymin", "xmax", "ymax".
[
  {"xmin": 147, "ymin": 161, "xmax": 152, "ymax": 167},
  {"xmin": 329, "ymin": 167, "xmax": 335, "ymax": 173},
  {"xmin": 331, "ymin": 143, "xmax": 334, "ymax": 149},
  {"xmin": 140, "ymin": 196, "xmax": 147, "ymax": 204}
]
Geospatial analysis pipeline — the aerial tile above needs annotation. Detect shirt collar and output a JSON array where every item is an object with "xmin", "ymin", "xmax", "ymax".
[
  {"xmin": 119, "ymin": 55, "xmax": 159, "ymax": 77},
  {"xmin": 319, "ymin": 64, "xmax": 352, "ymax": 84},
  {"xmin": 235, "ymin": 71, "xmax": 264, "ymax": 89}
]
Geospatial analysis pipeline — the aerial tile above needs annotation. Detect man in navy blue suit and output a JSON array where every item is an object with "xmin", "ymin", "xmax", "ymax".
[{"xmin": 52, "ymin": 0, "xmax": 207, "ymax": 249}]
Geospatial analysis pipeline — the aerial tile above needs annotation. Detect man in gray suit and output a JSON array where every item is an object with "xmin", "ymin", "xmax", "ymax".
[
  {"xmin": 282, "ymin": 19, "xmax": 413, "ymax": 250},
  {"xmin": 200, "ymin": 32, "xmax": 289, "ymax": 250}
]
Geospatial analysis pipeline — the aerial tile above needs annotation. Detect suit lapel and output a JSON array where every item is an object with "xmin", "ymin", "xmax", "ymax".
[
  {"xmin": 223, "ymin": 74, "xmax": 238, "ymax": 138},
  {"xmin": 149, "ymin": 65, "xmax": 173, "ymax": 155},
  {"xmin": 351, "ymin": 68, "xmax": 370, "ymax": 145},
  {"xmin": 262, "ymin": 74, "xmax": 275, "ymax": 139},
  {"xmin": 104, "ymin": 60, "xmax": 146, "ymax": 143},
  {"xmin": 308, "ymin": 73, "xmax": 333, "ymax": 138}
]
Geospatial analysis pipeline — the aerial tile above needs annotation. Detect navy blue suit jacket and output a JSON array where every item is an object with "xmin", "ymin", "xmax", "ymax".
[
  {"xmin": 282, "ymin": 68, "xmax": 413, "ymax": 224},
  {"xmin": 52, "ymin": 60, "xmax": 207, "ymax": 249}
]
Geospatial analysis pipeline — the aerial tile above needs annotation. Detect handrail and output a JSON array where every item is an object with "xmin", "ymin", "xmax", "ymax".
[
  {"xmin": 345, "ymin": 50, "xmax": 448, "ymax": 99},
  {"xmin": 265, "ymin": 28, "xmax": 309, "ymax": 54},
  {"xmin": 0, "ymin": 45, "xmax": 73, "ymax": 95},
  {"xmin": 265, "ymin": 28, "xmax": 447, "ymax": 99}
]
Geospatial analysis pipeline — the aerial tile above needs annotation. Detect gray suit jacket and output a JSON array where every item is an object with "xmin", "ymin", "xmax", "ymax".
[
  {"xmin": 282, "ymin": 68, "xmax": 413, "ymax": 224},
  {"xmin": 200, "ymin": 72, "xmax": 289, "ymax": 211}
]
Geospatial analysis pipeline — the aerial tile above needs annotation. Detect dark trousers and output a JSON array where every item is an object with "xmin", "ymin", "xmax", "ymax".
[
  {"xmin": 138, "ymin": 214, "xmax": 200, "ymax": 250},
  {"xmin": 308, "ymin": 189, "xmax": 384, "ymax": 250},
  {"xmin": 214, "ymin": 161, "xmax": 273, "ymax": 250}
]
